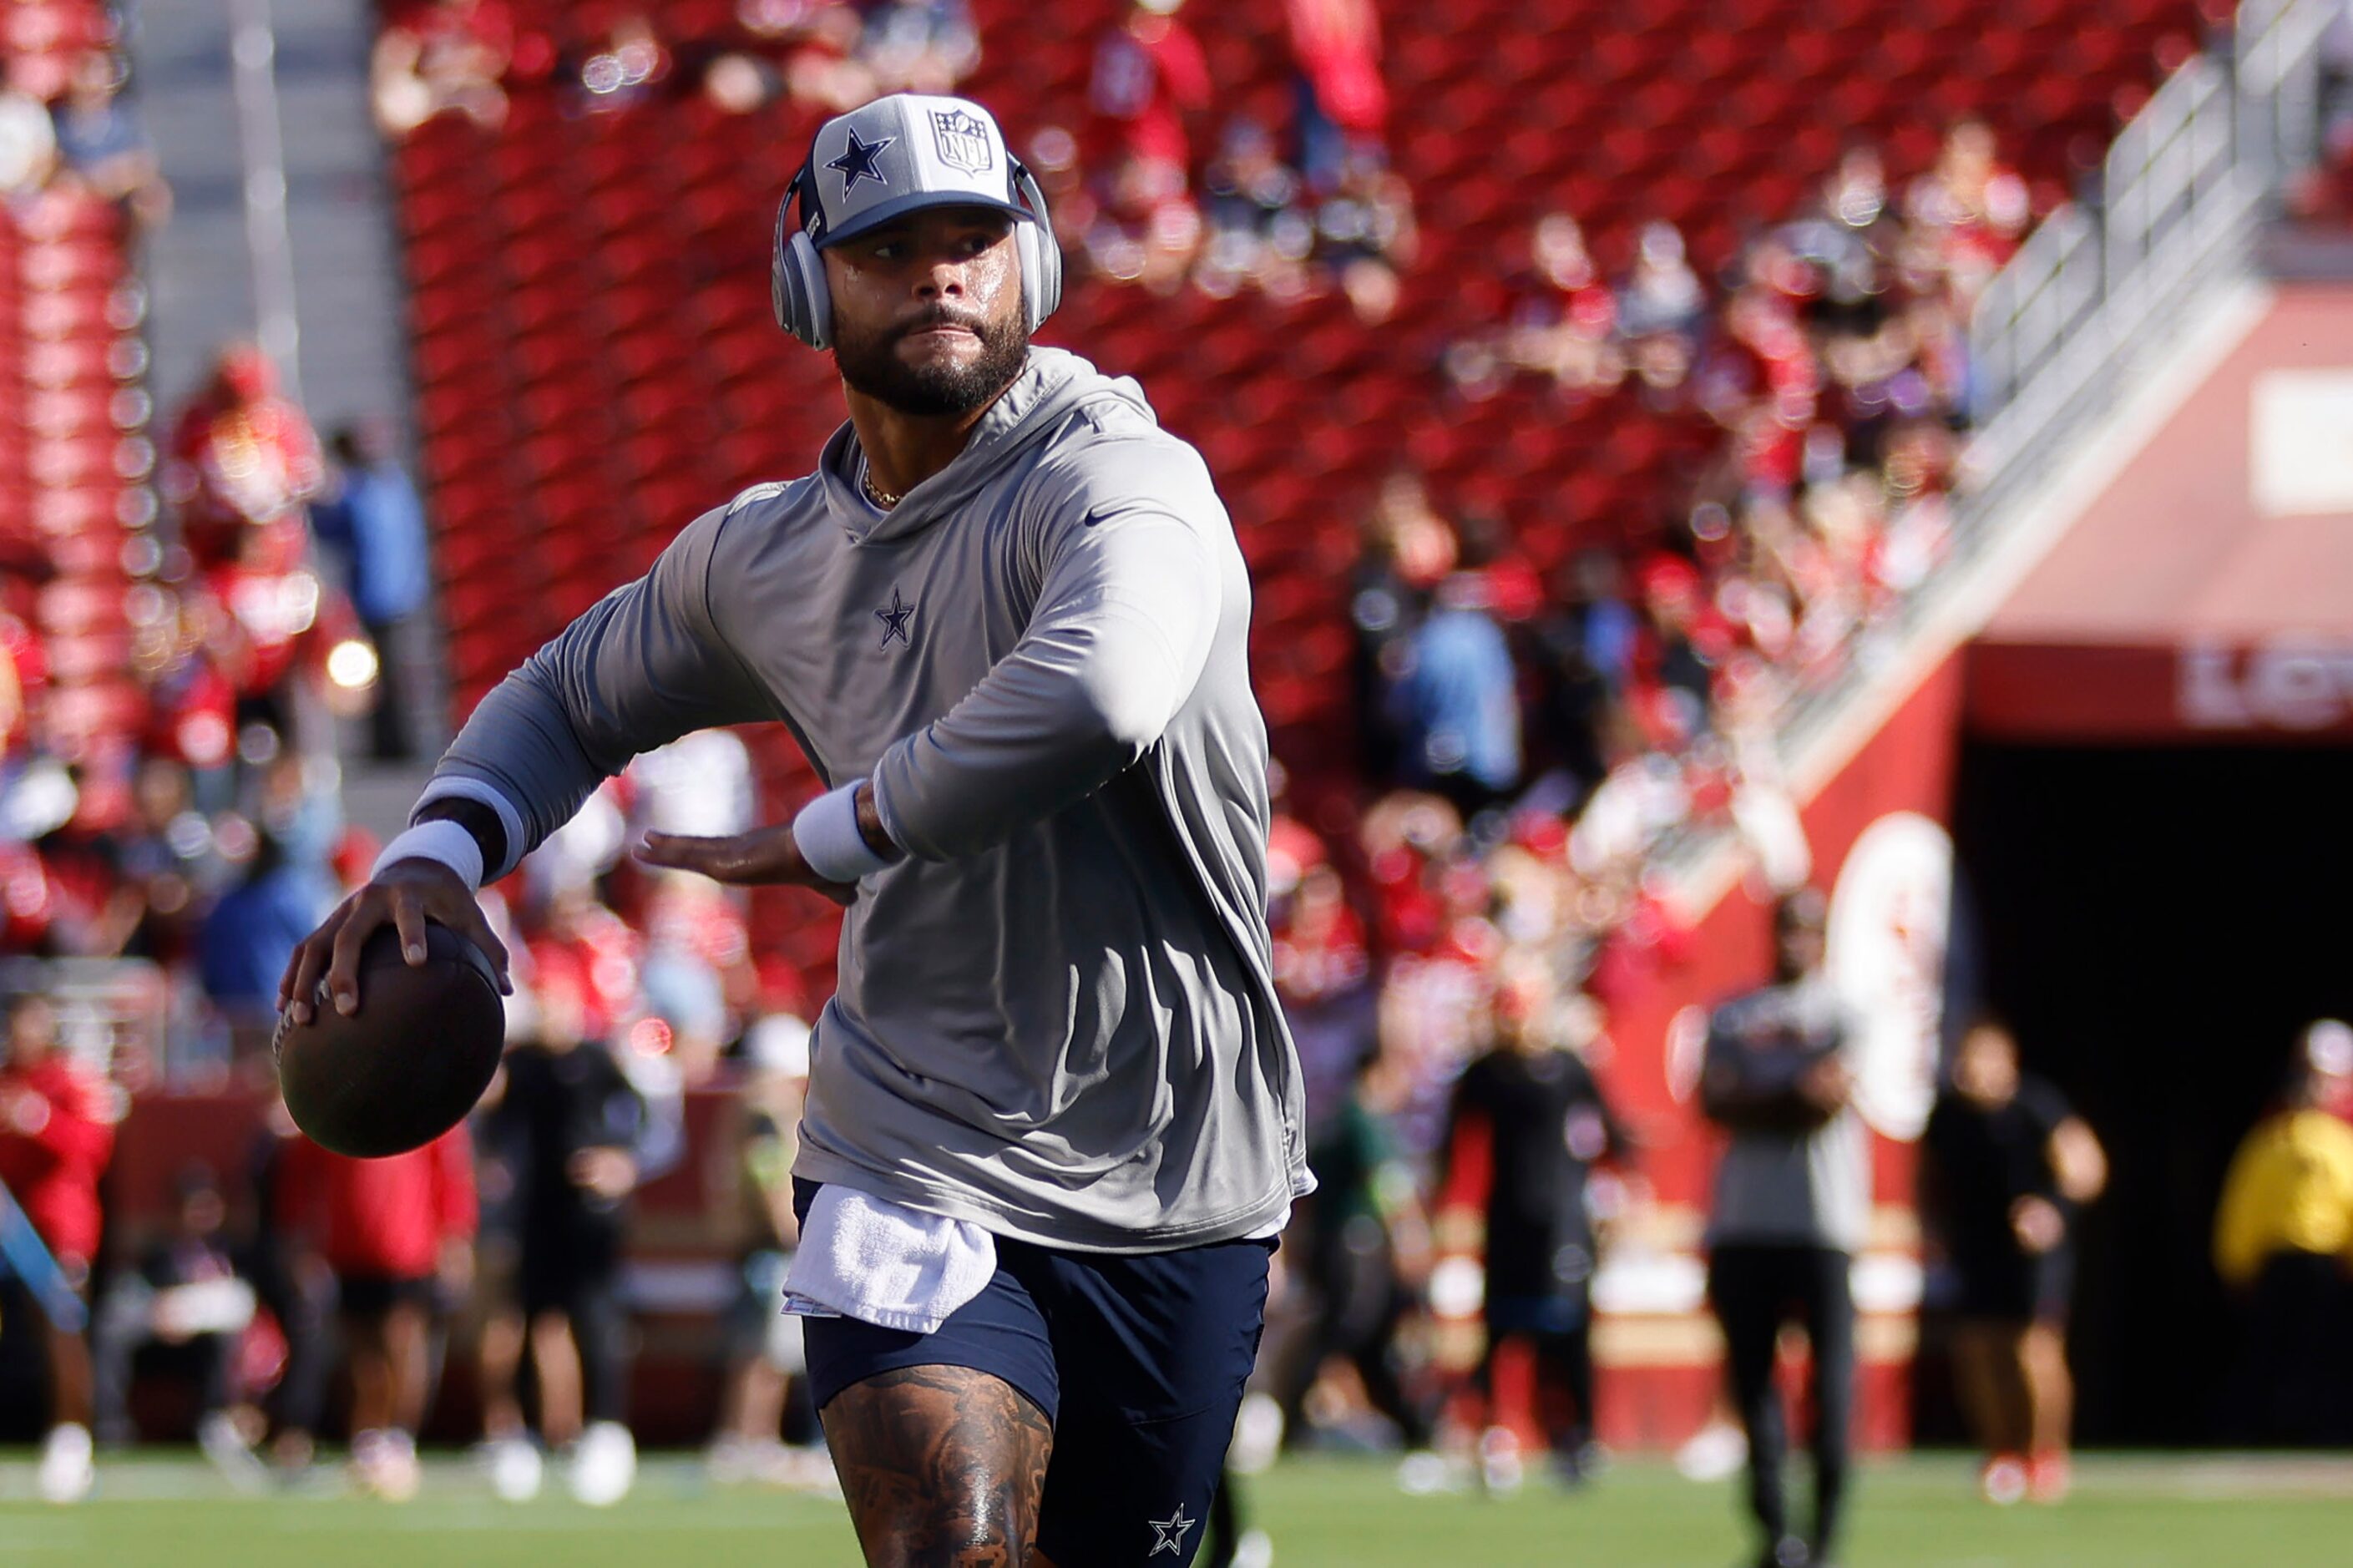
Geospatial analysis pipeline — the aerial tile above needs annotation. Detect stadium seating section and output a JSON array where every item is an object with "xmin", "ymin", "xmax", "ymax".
[
  {"xmin": 387, "ymin": 0, "xmax": 2209, "ymax": 982},
  {"xmin": 3, "ymin": 0, "xmax": 148, "ymax": 768}
]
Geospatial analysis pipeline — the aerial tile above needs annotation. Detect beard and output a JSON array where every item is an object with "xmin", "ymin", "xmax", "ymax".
[{"xmin": 833, "ymin": 304, "xmax": 1030, "ymax": 417}]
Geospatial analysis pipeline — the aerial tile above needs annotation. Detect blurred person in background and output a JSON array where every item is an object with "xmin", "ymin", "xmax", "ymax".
[
  {"xmin": 706, "ymin": 1012, "xmax": 828, "ymax": 1489},
  {"xmin": 275, "ymin": 1126, "xmax": 477, "ymax": 1499},
  {"xmin": 1700, "ymin": 889, "xmax": 1863, "ymax": 1568},
  {"xmin": 369, "ymin": 0, "xmax": 514, "ymax": 137},
  {"xmin": 1920, "ymin": 1019, "xmax": 2106, "ymax": 1504},
  {"xmin": 90, "ymin": 1162, "xmax": 266, "ymax": 1488},
  {"xmin": 310, "ymin": 422, "xmax": 432, "ymax": 763},
  {"xmin": 1390, "ymin": 572, "xmax": 1521, "ymax": 820},
  {"xmin": 2213, "ymin": 1019, "xmax": 2353, "ymax": 1445},
  {"xmin": 478, "ymin": 965, "xmax": 649, "ymax": 1505},
  {"xmin": 243, "ymin": 1095, "xmax": 336, "ymax": 1473},
  {"xmin": 198, "ymin": 827, "xmax": 341, "ymax": 1039},
  {"xmin": 48, "ymin": 49, "xmax": 170, "ymax": 227},
  {"xmin": 1440, "ymin": 965, "xmax": 1630, "ymax": 1493},
  {"xmin": 1273, "ymin": 1045, "xmax": 1435, "ymax": 1469},
  {"xmin": 1285, "ymin": 0, "xmax": 1385, "ymax": 194},
  {"xmin": 163, "ymin": 344, "xmax": 322, "ymax": 578},
  {"xmin": 0, "ymin": 992, "xmax": 117, "ymax": 1503}
]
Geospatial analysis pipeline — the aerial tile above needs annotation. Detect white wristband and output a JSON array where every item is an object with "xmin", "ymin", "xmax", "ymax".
[
  {"xmin": 372, "ymin": 818, "xmax": 487, "ymax": 893},
  {"xmin": 791, "ymin": 779, "xmax": 895, "ymax": 883}
]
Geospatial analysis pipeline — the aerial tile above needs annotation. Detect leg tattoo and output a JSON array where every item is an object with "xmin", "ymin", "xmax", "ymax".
[{"xmin": 822, "ymin": 1364, "xmax": 1053, "ymax": 1568}]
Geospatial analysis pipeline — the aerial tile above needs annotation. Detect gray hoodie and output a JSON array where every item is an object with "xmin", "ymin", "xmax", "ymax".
[{"xmin": 420, "ymin": 347, "xmax": 1310, "ymax": 1251}]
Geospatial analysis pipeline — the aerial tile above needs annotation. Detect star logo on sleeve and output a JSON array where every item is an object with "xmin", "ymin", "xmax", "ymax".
[
  {"xmin": 827, "ymin": 129, "xmax": 896, "ymax": 195},
  {"xmin": 1147, "ymin": 1504, "xmax": 1196, "ymax": 1556},
  {"xmin": 875, "ymin": 586, "xmax": 916, "ymax": 649}
]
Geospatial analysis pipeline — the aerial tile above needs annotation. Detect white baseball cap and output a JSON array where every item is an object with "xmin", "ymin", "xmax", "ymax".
[{"xmin": 798, "ymin": 94, "xmax": 1037, "ymax": 250}]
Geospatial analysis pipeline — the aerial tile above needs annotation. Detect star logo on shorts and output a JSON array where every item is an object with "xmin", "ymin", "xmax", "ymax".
[
  {"xmin": 1147, "ymin": 1504, "xmax": 1195, "ymax": 1556},
  {"xmin": 828, "ymin": 128, "xmax": 895, "ymax": 195},
  {"xmin": 876, "ymin": 586, "xmax": 916, "ymax": 649}
]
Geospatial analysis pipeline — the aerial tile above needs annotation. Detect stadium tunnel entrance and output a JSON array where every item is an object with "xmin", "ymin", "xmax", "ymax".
[{"xmin": 1946, "ymin": 740, "xmax": 2353, "ymax": 1446}]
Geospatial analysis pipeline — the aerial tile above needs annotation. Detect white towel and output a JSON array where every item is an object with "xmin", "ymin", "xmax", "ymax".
[{"xmin": 780, "ymin": 1186, "xmax": 999, "ymax": 1334}]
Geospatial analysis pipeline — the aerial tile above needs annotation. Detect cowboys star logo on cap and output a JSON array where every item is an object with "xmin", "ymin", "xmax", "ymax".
[
  {"xmin": 930, "ymin": 108, "xmax": 994, "ymax": 175},
  {"xmin": 827, "ymin": 128, "xmax": 896, "ymax": 195}
]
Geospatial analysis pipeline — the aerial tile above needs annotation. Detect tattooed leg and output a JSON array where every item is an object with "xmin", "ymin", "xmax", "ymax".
[{"xmin": 822, "ymin": 1363, "xmax": 1054, "ymax": 1568}]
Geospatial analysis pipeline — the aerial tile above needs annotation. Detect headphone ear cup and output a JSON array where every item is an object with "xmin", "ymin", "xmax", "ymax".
[
  {"xmin": 776, "ymin": 230, "xmax": 832, "ymax": 349},
  {"xmin": 1012, "ymin": 169, "xmax": 1061, "ymax": 333}
]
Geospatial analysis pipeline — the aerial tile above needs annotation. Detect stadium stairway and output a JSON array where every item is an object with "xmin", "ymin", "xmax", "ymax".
[{"xmin": 134, "ymin": 0, "xmax": 448, "ymax": 830}]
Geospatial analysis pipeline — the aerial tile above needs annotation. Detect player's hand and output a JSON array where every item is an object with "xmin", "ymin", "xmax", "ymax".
[
  {"xmin": 634, "ymin": 826, "xmax": 858, "ymax": 904},
  {"xmin": 569, "ymin": 1147, "xmax": 639, "ymax": 1200},
  {"xmin": 0, "ymin": 1085, "xmax": 49, "ymax": 1135},
  {"xmin": 278, "ymin": 857, "xmax": 513, "ymax": 1024},
  {"xmin": 2011, "ymin": 1195, "xmax": 2065, "ymax": 1254},
  {"xmin": 437, "ymin": 1237, "xmax": 476, "ymax": 1296},
  {"xmin": 1797, "ymin": 1058, "xmax": 1855, "ymax": 1116}
]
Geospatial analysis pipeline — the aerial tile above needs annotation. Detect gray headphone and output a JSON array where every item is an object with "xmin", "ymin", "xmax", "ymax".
[{"xmin": 769, "ymin": 158, "xmax": 1062, "ymax": 350}]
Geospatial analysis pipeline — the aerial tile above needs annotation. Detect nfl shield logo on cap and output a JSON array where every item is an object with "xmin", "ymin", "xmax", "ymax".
[
  {"xmin": 931, "ymin": 108, "xmax": 995, "ymax": 175},
  {"xmin": 802, "ymin": 94, "xmax": 1032, "ymax": 249}
]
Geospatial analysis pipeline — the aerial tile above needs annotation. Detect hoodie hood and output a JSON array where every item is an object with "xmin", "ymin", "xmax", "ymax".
[{"xmin": 817, "ymin": 347, "xmax": 1157, "ymax": 544}]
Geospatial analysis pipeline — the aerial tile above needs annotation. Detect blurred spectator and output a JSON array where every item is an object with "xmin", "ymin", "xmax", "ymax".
[
  {"xmin": 164, "ymin": 344, "xmax": 323, "ymax": 576},
  {"xmin": 1274, "ymin": 1046, "xmax": 1435, "ymax": 1459},
  {"xmin": 91, "ymin": 1163, "xmax": 266, "ymax": 1487},
  {"xmin": 244, "ymin": 1095, "xmax": 337, "ymax": 1474},
  {"xmin": 1700, "ymin": 890, "xmax": 1863, "ymax": 1568},
  {"xmin": 48, "ymin": 51, "xmax": 169, "ymax": 228},
  {"xmin": 1452, "ymin": 211, "xmax": 1622, "ymax": 401},
  {"xmin": 372, "ymin": 0, "xmax": 514, "ymax": 138},
  {"xmin": 1090, "ymin": 1, "xmax": 1210, "ymax": 195},
  {"xmin": 1193, "ymin": 117, "xmax": 1313, "ymax": 304},
  {"xmin": 1921, "ymin": 1019, "xmax": 2106, "ymax": 1505},
  {"xmin": 197, "ymin": 825, "xmax": 338, "ymax": 1034},
  {"xmin": 1388, "ymin": 570, "xmax": 1521, "ymax": 820},
  {"xmin": 478, "ymin": 971, "xmax": 649, "ymax": 1505},
  {"xmin": 0, "ymin": 61, "xmax": 58, "ymax": 204},
  {"xmin": 309, "ymin": 422, "xmax": 433, "ymax": 762},
  {"xmin": 2213, "ymin": 1019, "xmax": 2353, "ymax": 1446},
  {"xmin": 1441, "ymin": 964, "xmax": 1628, "ymax": 1490},
  {"xmin": 1614, "ymin": 222, "xmax": 1708, "ymax": 405},
  {"xmin": 1903, "ymin": 119, "xmax": 2028, "ymax": 310},
  {"xmin": 1285, "ymin": 0, "xmax": 1386, "ymax": 194},
  {"xmin": 1349, "ymin": 472, "xmax": 1455, "ymax": 781},
  {"xmin": 706, "ymin": 1012, "xmax": 827, "ymax": 1488},
  {"xmin": 275, "ymin": 1126, "xmax": 477, "ymax": 1500},
  {"xmin": 1313, "ymin": 146, "xmax": 1415, "ymax": 324},
  {"xmin": 0, "ymin": 992, "xmax": 118, "ymax": 1504},
  {"xmin": 1080, "ymin": 0, "xmax": 1208, "ymax": 294}
]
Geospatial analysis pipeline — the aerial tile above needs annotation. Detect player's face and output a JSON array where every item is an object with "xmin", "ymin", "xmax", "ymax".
[{"xmin": 825, "ymin": 208, "xmax": 1030, "ymax": 417}]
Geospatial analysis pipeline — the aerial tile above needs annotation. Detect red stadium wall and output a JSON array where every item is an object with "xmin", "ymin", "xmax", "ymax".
[{"xmin": 1590, "ymin": 654, "xmax": 1965, "ymax": 1449}]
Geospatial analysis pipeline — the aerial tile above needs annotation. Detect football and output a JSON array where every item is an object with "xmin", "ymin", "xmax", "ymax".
[{"xmin": 273, "ymin": 922, "xmax": 504, "ymax": 1159}]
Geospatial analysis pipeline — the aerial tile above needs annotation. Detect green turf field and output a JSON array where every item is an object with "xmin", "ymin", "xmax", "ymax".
[{"xmin": 2, "ymin": 1452, "xmax": 2349, "ymax": 1566}]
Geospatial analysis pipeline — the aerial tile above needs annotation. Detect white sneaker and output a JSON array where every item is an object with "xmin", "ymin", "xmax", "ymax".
[
  {"xmin": 1395, "ymin": 1449, "xmax": 1459, "ymax": 1495},
  {"xmin": 38, "ymin": 1424, "xmax": 94, "ymax": 1505},
  {"xmin": 198, "ymin": 1411, "xmax": 270, "ymax": 1494},
  {"xmin": 478, "ymin": 1434, "xmax": 544, "ymax": 1502},
  {"xmin": 352, "ymin": 1428, "xmax": 421, "ymax": 1502},
  {"xmin": 1674, "ymin": 1419, "xmax": 1748, "ymax": 1482},
  {"xmin": 1476, "ymin": 1426, "xmax": 1524, "ymax": 1496},
  {"xmin": 1232, "ymin": 1526, "xmax": 1275, "ymax": 1568},
  {"xmin": 1228, "ymin": 1391, "xmax": 1284, "ymax": 1476},
  {"xmin": 567, "ymin": 1420, "xmax": 635, "ymax": 1507}
]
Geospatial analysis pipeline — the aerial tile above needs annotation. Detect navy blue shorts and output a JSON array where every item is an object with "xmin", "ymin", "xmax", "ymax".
[{"xmin": 794, "ymin": 1181, "xmax": 1272, "ymax": 1568}]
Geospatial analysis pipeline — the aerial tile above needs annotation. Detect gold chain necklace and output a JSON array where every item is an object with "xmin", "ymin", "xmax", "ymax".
[{"xmin": 862, "ymin": 462, "xmax": 902, "ymax": 509}]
